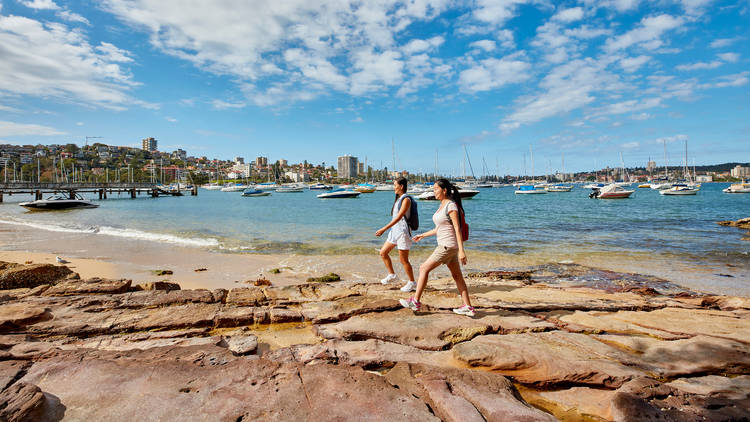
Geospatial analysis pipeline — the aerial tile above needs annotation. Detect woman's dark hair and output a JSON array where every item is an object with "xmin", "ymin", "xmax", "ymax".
[
  {"xmin": 392, "ymin": 177, "xmax": 408, "ymax": 208},
  {"xmin": 435, "ymin": 178, "xmax": 465, "ymax": 219}
]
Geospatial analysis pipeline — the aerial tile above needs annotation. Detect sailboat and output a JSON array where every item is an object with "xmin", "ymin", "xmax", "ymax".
[
  {"xmin": 545, "ymin": 153, "xmax": 573, "ymax": 192},
  {"xmin": 660, "ymin": 140, "xmax": 698, "ymax": 195},
  {"xmin": 515, "ymin": 145, "xmax": 546, "ymax": 194}
]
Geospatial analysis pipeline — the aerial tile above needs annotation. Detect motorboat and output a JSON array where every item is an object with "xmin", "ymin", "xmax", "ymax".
[
  {"xmin": 724, "ymin": 181, "xmax": 750, "ymax": 193},
  {"xmin": 545, "ymin": 184, "xmax": 573, "ymax": 192},
  {"xmin": 317, "ymin": 188, "xmax": 361, "ymax": 199},
  {"xmin": 418, "ymin": 188, "xmax": 479, "ymax": 200},
  {"xmin": 375, "ymin": 183, "xmax": 394, "ymax": 191},
  {"xmin": 354, "ymin": 183, "xmax": 376, "ymax": 193},
  {"xmin": 514, "ymin": 185, "xmax": 547, "ymax": 195},
  {"xmin": 256, "ymin": 182, "xmax": 278, "ymax": 191},
  {"xmin": 650, "ymin": 182, "xmax": 673, "ymax": 190},
  {"xmin": 276, "ymin": 186, "xmax": 304, "ymax": 193},
  {"xmin": 241, "ymin": 188, "xmax": 271, "ymax": 197},
  {"xmin": 589, "ymin": 184, "xmax": 634, "ymax": 199},
  {"xmin": 659, "ymin": 184, "xmax": 699, "ymax": 195},
  {"xmin": 309, "ymin": 183, "xmax": 332, "ymax": 190},
  {"xmin": 221, "ymin": 184, "xmax": 247, "ymax": 192},
  {"xmin": 638, "ymin": 183, "xmax": 651, "ymax": 188},
  {"xmin": 583, "ymin": 182, "xmax": 606, "ymax": 189},
  {"xmin": 20, "ymin": 193, "xmax": 99, "ymax": 210},
  {"xmin": 202, "ymin": 183, "xmax": 223, "ymax": 190}
]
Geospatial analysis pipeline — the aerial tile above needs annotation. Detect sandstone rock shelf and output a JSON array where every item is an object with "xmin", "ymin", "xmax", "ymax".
[{"xmin": 0, "ymin": 260, "xmax": 748, "ymax": 421}]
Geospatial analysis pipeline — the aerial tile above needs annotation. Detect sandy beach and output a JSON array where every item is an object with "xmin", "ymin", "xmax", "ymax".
[{"xmin": 1, "ymin": 219, "xmax": 748, "ymax": 295}]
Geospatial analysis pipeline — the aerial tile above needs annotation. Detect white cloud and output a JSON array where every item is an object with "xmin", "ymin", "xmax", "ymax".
[
  {"xmin": 604, "ymin": 14, "xmax": 682, "ymax": 52},
  {"xmin": 0, "ymin": 120, "xmax": 65, "ymax": 136},
  {"xmin": 496, "ymin": 29, "xmax": 515, "ymax": 49},
  {"xmin": 710, "ymin": 38, "xmax": 739, "ymax": 48},
  {"xmin": 500, "ymin": 58, "xmax": 622, "ymax": 132},
  {"xmin": 57, "ymin": 10, "xmax": 89, "ymax": 25},
  {"xmin": 0, "ymin": 104, "xmax": 22, "ymax": 113},
  {"xmin": 631, "ymin": 112, "xmax": 652, "ymax": 120},
  {"xmin": 469, "ymin": 39, "xmax": 496, "ymax": 52},
  {"xmin": 75, "ymin": 121, "xmax": 84, "ymax": 126},
  {"xmin": 211, "ymin": 100, "xmax": 246, "ymax": 109},
  {"xmin": 552, "ymin": 7, "xmax": 583, "ymax": 23},
  {"xmin": 19, "ymin": 0, "xmax": 59, "ymax": 10},
  {"xmin": 402, "ymin": 36, "xmax": 444, "ymax": 55},
  {"xmin": 96, "ymin": 42, "xmax": 133, "ymax": 63},
  {"xmin": 582, "ymin": 0, "xmax": 640, "ymax": 12},
  {"xmin": 679, "ymin": 0, "xmax": 714, "ymax": 15},
  {"xmin": 619, "ymin": 55, "xmax": 650, "ymax": 72},
  {"xmin": 472, "ymin": 0, "xmax": 528, "ymax": 26},
  {"xmin": 351, "ymin": 116, "xmax": 363, "ymax": 123},
  {"xmin": 588, "ymin": 97, "xmax": 662, "ymax": 118},
  {"xmin": 656, "ymin": 134, "xmax": 688, "ymax": 144},
  {"xmin": 458, "ymin": 55, "xmax": 530, "ymax": 93},
  {"xmin": 0, "ymin": 14, "xmax": 144, "ymax": 109},
  {"xmin": 718, "ymin": 52, "xmax": 739, "ymax": 62},
  {"xmin": 101, "ymin": 0, "xmax": 453, "ymax": 104},
  {"xmin": 166, "ymin": 117, "xmax": 177, "ymax": 123},
  {"xmin": 621, "ymin": 141, "xmax": 639, "ymax": 149},
  {"xmin": 676, "ymin": 60, "xmax": 722, "ymax": 71},
  {"xmin": 712, "ymin": 72, "xmax": 749, "ymax": 88}
]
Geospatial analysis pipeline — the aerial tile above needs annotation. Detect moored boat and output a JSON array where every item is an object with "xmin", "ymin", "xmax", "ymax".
[
  {"xmin": 20, "ymin": 193, "xmax": 99, "ymax": 210},
  {"xmin": 309, "ymin": 183, "xmax": 332, "ymax": 190},
  {"xmin": 354, "ymin": 184, "xmax": 376, "ymax": 193},
  {"xmin": 659, "ymin": 184, "xmax": 699, "ymax": 195},
  {"xmin": 589, "ymin": 184, "xmax": 634, "ymax": 199},
  {"xmin": 317, "ymin": 188, "xmax": 361, "ymax": 199},
  {"xmin": 418, "ymin": 188, "xmax": 479, "ymax": 200},
  {"xmin": 545, "ymin": 184, "xmax": 573, "ymax": 192},
  {"xmin": 724, "ymin": 181, "xmax": 750, "ymax": 193},
  {"xmin": 241, "ymin": 188, "xmax": 271, "ymax": 197},
  {"xmin": 514, "ymin": 185, "xmax": 547, "ymax": 195}
]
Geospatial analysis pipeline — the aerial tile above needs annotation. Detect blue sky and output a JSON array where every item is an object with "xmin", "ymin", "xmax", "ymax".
[{"xmin": 0, "ymin": 0, "xmax": 748, "ymax": 176}]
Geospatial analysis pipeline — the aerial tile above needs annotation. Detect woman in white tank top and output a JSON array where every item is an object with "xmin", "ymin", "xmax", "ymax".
[{"xmin": 375, "ymin": 177, "xmax": 416, "ymax": 292}]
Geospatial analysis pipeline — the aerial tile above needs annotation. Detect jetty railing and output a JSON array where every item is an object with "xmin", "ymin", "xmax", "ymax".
[{"xmin": 0, "ymin": 182, "xmax": 197, "ymax": 202}]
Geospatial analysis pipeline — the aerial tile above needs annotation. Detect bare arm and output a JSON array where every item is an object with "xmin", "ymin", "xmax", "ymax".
[
  {"xmin": 448, "ymin": 210, "xmax": 467, "ymax": 265},
  {"xmin": 375, "ymin": 198, "xmax": 410, "ymax": 237},
  {"xmin": 413, "ymin": 227, "xmax": 437, "ymax": 242}
]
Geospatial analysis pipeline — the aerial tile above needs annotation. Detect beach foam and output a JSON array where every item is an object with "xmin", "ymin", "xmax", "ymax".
[{"xmin": 0, "ymin": 218, "xmax": 219, "ymax": 248}]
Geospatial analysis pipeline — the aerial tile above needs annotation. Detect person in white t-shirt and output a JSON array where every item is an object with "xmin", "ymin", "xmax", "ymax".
[
  {"xmin": 399, "ymin": 178, "xmax": 474, "ymax": 317},
  {"xmin": 375, "ymin": 177, "xmax": 417, "ymax": 292}
]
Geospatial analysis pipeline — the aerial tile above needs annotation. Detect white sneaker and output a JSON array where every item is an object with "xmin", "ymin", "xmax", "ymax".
[
  {"xmin": 452, "ymin": 305, "xmax": 475, "ymax": 317},
  {"xmin": 380, "ymin": 273, "xmax": 397, "ymax": 284},
  {"xmin": 400, "ymin": 281, "xmax": 417, "ymax": 292}
]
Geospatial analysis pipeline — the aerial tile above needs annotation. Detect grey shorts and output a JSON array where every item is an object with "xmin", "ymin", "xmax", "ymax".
[{"xmin": 428, "ymin": 245, "xmax": 459, "ymax": 265}]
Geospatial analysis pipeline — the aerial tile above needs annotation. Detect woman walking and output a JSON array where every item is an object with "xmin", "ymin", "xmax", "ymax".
[
  {"xmin": 375, "ymin": 177, "xmax": 417, "ymax": 292},
  {"xmin": 400, "ymin": 178, "xmax": 474, "ymax": 316}
]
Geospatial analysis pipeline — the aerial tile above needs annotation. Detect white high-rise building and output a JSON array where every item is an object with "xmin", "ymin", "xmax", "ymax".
[{"xmin": 337, "ymin": 155, "xmax": 358, "ymax": 179}]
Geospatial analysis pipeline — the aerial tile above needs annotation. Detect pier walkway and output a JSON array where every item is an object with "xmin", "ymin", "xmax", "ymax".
[{"xmin": 0, "ymin": 182, "xmax": 197, "ymax": 202}]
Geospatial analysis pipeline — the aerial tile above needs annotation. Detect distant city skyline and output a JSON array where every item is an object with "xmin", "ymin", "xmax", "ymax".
[{"xmin": 0, "ymin": 1, "xmax": 748, "ymax": 175}]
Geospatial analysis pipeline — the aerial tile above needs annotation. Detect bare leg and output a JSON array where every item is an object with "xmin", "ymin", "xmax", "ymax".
[
  {"xmin": 379, "ymin": 242, "xmax": 396, "ymax": 275},
  {"xmin": 414, "ymin": 259, "xmax": 441, "ymax": 303},
  {"xmin": 447, "ymin": 259, "xmax": 472, "ymax": 307},
  {"xmin": 398, "ymin": 249, "xmax": 415, "ymax": 281}
]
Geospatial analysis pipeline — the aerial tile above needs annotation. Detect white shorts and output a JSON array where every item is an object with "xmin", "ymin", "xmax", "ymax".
[{"xmin": 386, "ymin": 228, "xmax": 412, "ymax": 250}]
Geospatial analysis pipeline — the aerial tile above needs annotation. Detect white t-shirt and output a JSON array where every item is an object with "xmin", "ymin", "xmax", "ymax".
[
  {"xmin": 433, "ymin": 201, "xmax": 458, "ymax": 248},
  {"xmin": 389, "ymin": 195, "xmax": 411, "ymax": 238}
]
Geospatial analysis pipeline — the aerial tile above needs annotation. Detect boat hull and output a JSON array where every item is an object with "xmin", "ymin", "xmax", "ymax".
[
  {"xmin": 598, "ymin": 192, "xmax": 634, "ymax": 199},
  {"xmin": 317, "ymin": 192, "xmax": 360, "ymax": 199},
  {"xmin": 20, "ymin": 200, "xmax": 99, "ymax": 210}
]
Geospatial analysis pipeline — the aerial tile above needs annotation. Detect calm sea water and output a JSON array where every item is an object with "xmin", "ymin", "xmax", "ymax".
[{"xmin": 1, "ymin": 183, "xmax": 748, "ymax": 275}]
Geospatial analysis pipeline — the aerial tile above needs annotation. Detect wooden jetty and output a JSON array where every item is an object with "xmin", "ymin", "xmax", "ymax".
[{"xmin": 0, "ymin": 182, "xmax": 198, "ymax": 202}]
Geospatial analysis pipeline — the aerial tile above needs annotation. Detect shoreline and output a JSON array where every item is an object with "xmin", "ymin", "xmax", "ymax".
[{"xmin": 1, "ymin": 219, "xmax": 748, "ymax": 295}]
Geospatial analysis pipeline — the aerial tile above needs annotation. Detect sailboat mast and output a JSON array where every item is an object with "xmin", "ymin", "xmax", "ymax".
[
  {"xmin": 530, "ymin": 145, "xmax": 534, "ymax": 182},
  {"xmin": 391, "ymin": 138, "xmax": 396, "ymax": 172},
  {"xmin": 663, "ymin": 139, "xmax": 668, "ymax": 179}
]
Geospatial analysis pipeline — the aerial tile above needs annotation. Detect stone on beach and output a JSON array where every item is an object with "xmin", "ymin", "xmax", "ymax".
[{"xmin": 0, "ymin": 261, "xmax": 76, "ymax": 290}]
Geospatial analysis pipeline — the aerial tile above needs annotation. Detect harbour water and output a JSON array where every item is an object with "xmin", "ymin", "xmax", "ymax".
[{"xmin": 1, "ymin": 183, "xmax": 748, "ymax": 295}]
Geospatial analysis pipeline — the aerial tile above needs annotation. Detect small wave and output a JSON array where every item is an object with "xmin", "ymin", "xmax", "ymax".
[{"xmin": 0, "ymin": 218, "xmax": 219, "ymax": 248}]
